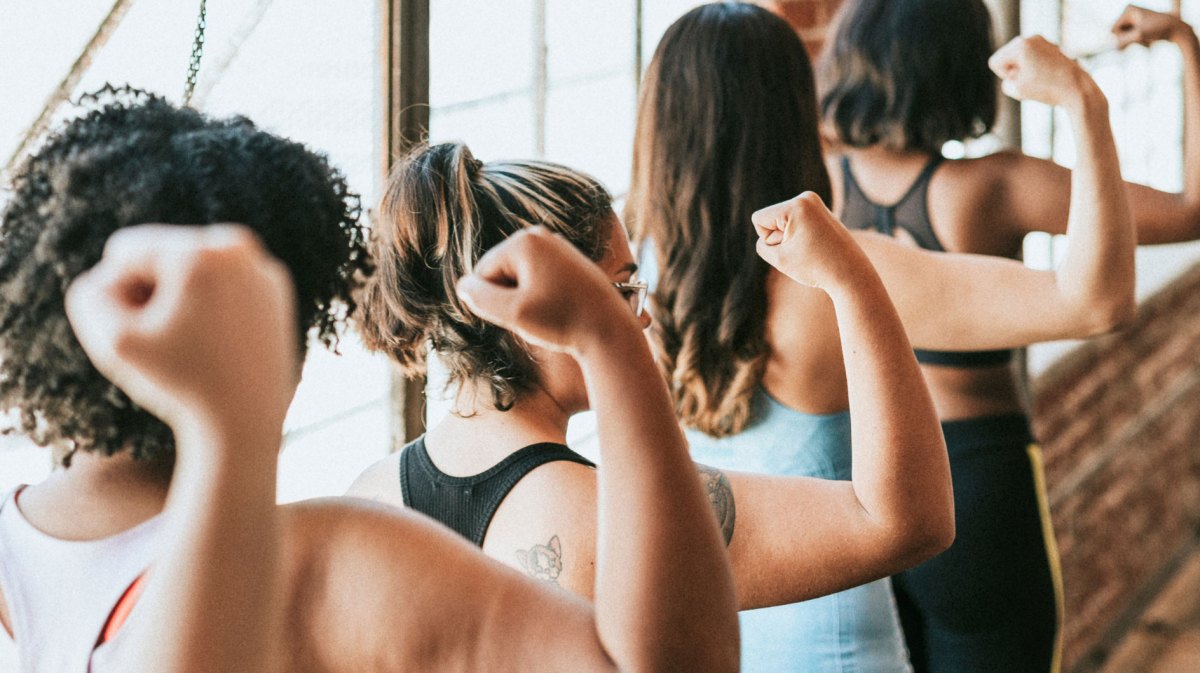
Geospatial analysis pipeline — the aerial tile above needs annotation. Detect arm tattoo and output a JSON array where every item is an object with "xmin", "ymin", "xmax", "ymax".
[
  {"xmin": 696, "ymin": 464, "xmax": 736, "ymax": 546},
  {"xmin": 516, "ymin": 535, "xmax": 564, "ymax": 586}
]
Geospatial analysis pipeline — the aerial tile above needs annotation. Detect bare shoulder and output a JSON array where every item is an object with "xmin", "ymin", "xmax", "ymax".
[
  {"xmin": 277, "ymin": 498, "xmax": 502, "ymax": 671},
  {"xmin": 345, "ymin": 451, "xmax": 404, "ymax": 508},
  {"xmin": 277, "ymin": 497, "xmax": 603, "ymax": 673},
  {"xmin": 929, "ymin": 151, "xmax": 1049, "ymax": 252},
  {"xmin": 941, "ymin": 150, "xmax": 1061, "ymax": 197},
  {"xmin": 483, "ymin": 460, "xmax": 599, "ymax": 597}
]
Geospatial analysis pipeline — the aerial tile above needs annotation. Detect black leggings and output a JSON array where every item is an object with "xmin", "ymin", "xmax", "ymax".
[{"xmin": 892, "ymin": 414, "xmax": 1062, "ymax": 673}]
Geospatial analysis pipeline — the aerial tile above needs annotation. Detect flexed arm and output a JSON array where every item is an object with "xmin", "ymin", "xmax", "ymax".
[
  {"xmin": 67, "ymin": 225, "xmax": 294, "ymax": 673},
  {"xmin": 454, "ymin": 227, "xmax": 740, "ymax": 671},
  {"xmin": 1002, "ymin": 7, "xmax": 1200, "ymax": 244},
  {"xmin": 858, "ymin": 36, "xmax": 1135, "ymax": 350},
  {"xmin": 1108, "ymin": 5, "xmax": 1200, "ymax": 242},
  {"xmin": 727, "ymin": 193, "xmax": 954, "ymax": 609}
]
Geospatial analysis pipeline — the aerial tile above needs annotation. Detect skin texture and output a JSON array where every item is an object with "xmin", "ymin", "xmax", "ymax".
[
  {"xmin": 350, "ymin": 209, "xmax": 956, "ymax": 609},
  {"xmin": 0, "ymin": 225, "xmax": 741, "ymax": 673},
  {"xmin": 830, "ymin": 9, "xmax": 1182, "ymax": 418}
]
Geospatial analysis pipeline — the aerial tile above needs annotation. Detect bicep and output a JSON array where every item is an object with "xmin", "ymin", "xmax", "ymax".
[
  {"xmin": 991, "ymin": 154, "xmax": 1196, "ymax": 244},
  {"xmin": 855, "ymin": 232, "xmax": 1067, "ymax": 350},
  {"xmin": 1127, "ymin": 182, "xmax": 1200, "ymax": 244},
  {"xmin": 996, "ymin": 155, "xmax": 1073, "ymax": 238},
  {"xmin": 722, "ymin": 471, "xmax": 903, "ymax": 608}
]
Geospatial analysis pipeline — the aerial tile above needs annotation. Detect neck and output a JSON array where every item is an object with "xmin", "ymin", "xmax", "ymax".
[
  {"xmin": 849, "ymin": 144, "xmax": 934, "ymax": 159},
  {"xmin": 423, "ymin": 382, "xmax": 572, "ymax": 476},
  {"xmin": 18, "ymin": 449, "xmax": 172, "ymax": 541}
]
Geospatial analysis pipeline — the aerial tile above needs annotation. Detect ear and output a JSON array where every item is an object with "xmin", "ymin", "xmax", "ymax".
[
  {"xmin": 548, "ymin": 535, "xmax": 561, "ymax": 556},
  {"xmin": 516, "ymin": 549, "xmax": 530, "ymax": 571}
]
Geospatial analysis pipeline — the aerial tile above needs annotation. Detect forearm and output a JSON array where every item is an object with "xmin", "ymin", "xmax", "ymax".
[
  {"xmin": 123, "ymin": 425, "xmax": 284, "ymax": 673},
  {"xmin": 1175, "ymin": 25, "xmax": 1200, "ymax": 211},
  {"xmin": 1057, "ymin": 78, "xmax": 1136, "ymax": 328},
  {"xmin": 827, "ymin": 254, "xmax": 952, "ymax": 551},
  {"xmin": 577, "ymin": 325, "xmax": 739, "ymax": 673}
]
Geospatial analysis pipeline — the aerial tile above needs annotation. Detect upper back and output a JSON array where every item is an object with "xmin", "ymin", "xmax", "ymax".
[
  {"xmin": 0, "ymin": 488, "xmax": 161, "ymax": 673},
  {"xmin": 831, "ymin": 149, "xmax": 1025, "ymax": 257},
  {"xmin": 397, "ymin": 436, "xmax": 594, "ymax": 547},
  {"xmin": 276, "ymin": 497, "xmax": 609, "ymax": 673},
  {"xmin": 759, "ymin": 270, "xmax": 851, "ymax": 415}
]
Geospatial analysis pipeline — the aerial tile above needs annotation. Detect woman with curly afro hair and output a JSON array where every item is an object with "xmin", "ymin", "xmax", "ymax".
[{"xmin": 0, "ymin": 87, "xmax": 742, "ymax": 673}]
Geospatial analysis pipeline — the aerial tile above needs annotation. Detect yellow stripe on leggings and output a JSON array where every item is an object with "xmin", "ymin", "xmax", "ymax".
[{"xmin": 1027, "ymin": 443, "xmax": 1064, "ymax": 673}]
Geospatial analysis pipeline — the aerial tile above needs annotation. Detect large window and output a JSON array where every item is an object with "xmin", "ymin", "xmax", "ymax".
[
  {"xmin": 1020, "ymin": 0, "xmax": 1200, "ymax": 374},
  {"xmin": 423, "ymin": 0, "xmax": 703, "ymax": 452},
  {"xmin": 0, "ymin": 0, "xmax": 710, "ymax": 499},
  {"xmin": 0, "ymin": 0, "xmax": 388, "ymax": 501},
  {"xmin": 13, "ymin": 1, "xmax": 1187, "ymax": 503}
]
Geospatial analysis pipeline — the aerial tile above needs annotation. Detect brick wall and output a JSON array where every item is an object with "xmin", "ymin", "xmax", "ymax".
[{"xmin": 1032, "ymin": 261, "xmax": 1200, "ymax": 671}]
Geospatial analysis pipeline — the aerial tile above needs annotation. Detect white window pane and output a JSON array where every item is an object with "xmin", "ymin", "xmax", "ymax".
[
  {"xmin": 0, "ymin": 1, "xmax": 117, "ymax": 164},
  {"xmin": 0, "ymin": 436, "xmax": 52, "ymax": 495},
  {"xmin": 431, "ymin": 97, "xmax": 538, "ymax": 159},
  {"xmin": 546, "ymin": 0, "xmax": 636, "ymax": 84},
  {"xmin": 430, "ymin": 0, "xmax": 536, "ymax": 109},
  {"xmin": 545, "ymin": 75, "xmax": 636, "ymax": 192},
  {"xmin": 278, "ymin": 401, "xmax": 390, "ymax": 503}
]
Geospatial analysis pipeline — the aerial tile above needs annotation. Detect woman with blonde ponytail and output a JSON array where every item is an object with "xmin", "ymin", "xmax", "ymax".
[
  {"xmin": 630, "ymin": 3, "xmax": 1133, "ymax": 672},
  {"xmin": 352, "ymin": 140, "xmax": 954, "ymax": 620}
]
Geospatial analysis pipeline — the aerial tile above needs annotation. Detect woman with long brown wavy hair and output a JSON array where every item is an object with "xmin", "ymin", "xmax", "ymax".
[{"xmin": 628, "ymin": 3, "xmax": 1132, "ymax": 672}]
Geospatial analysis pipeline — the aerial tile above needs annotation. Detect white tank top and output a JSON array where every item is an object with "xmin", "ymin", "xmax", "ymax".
[{"xmin": 0, "ymin": 487, "xmax": 161, "ymax": 673}]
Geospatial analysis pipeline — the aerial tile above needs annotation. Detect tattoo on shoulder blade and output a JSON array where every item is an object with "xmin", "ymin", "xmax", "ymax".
[
  {"xmin": 697, "ymin": 464, "xmax": 736, "ymax": 546},
  {"xmin": 516, "ymin": 535, "xmax": 563, "ymax": 586}
]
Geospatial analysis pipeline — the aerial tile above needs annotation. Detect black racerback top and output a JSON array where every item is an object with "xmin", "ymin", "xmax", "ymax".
[
  {"xmin": 839, "ymin": 155, "xmax": 1013, "ymax": 368},
  {"xmin": 398, "ymin": 436, "xmax": 596, "ymax": 547}
]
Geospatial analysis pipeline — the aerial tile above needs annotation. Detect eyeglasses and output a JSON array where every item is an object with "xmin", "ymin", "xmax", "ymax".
[{"xmin": 613, "ymin": 279, "xmax": 649, "ymax": 317}]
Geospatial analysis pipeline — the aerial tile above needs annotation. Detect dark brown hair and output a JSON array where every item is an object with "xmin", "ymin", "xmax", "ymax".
[
  {"xmin": 627, "ymin": 2, "xmax": 832, "ymax": 437},
  {"xmin": 358, "ymin": 142, "xmax": 614, "ymax": 411},
  {"xmin": 0, "ymin": 86, "xmax": 368, "ymax": 464},
  {"xmin": 818, "ymin": 0, "xmax": 997, "ymax": 153}
]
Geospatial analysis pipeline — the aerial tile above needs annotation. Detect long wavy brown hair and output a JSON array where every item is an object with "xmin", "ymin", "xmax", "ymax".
[{"xmin": 627, "ymin": 2, "xmax": 832, "ymax": 437}]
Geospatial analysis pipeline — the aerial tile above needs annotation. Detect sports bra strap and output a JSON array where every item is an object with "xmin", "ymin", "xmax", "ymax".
[
  {"xmin": 842, "ymin": 154, "xmax": 943, "ymax": 215},
  {"xmin": 400, "ymin": 437, "xmax": 595, "ymax": 547}
]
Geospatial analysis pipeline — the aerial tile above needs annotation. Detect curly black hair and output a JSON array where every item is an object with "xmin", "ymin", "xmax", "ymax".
[{"xmin": 0, "ymin": 85, "xmax": 369, "ymax": 464}]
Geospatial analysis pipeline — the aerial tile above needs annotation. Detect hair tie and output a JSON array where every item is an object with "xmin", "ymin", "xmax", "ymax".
[{"xmin": 466, "ymin": 156, "xmax": 484, "ymax": 179}]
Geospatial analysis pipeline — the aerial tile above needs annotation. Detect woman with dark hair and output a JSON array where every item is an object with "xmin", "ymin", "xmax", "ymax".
[
  {"xmin": 819, "ymin": 2, "xmax": 1199, "ymax": 670},
  {"xmin": 0, "ymin": 87, "xmax": 743, "ymax": 673},
  {"xmin": 350, "ymin": 140, "xmax": 955, "ymax": 613},
  {"xmin": 629, "ymin": 3, "xmax": 1132, "ymax": 672}
]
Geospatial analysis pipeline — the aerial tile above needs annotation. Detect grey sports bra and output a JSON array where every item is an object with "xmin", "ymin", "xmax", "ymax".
[{"xmin": 839, "ymin": 155, "xmax": 1013, "ymax": 368}]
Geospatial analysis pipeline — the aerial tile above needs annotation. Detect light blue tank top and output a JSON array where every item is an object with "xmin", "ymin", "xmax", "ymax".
[{"xmin": 687, "ymin": 389, "xmax": 913, "ymax": 673}]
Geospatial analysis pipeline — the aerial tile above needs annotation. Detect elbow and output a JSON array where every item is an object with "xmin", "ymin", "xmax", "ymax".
[
  {"xmin": 887, "ymin": 507, "xmax": 955, "ymax": 571},
  {"xmin": 1082, "ymin": 295, "xmax": 1137, "ymax": 335},
  {"xmin": 909, "ymin": 515, "xmax": 956, "ymax": 566}
]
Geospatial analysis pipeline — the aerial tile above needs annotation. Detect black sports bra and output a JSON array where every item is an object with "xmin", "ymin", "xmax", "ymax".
[
  {"xmin": 839, "ymin": 155, "xmax": 1013, "ymax": 369},
  {"xmin": 399, "ymin": 436, "xmax": 595, "ymax": 546}
]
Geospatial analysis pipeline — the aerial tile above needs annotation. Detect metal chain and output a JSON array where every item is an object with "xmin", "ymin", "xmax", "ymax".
[{"xmin": 182, "ymin": 0, "xmax": 207, "ymax": 106}]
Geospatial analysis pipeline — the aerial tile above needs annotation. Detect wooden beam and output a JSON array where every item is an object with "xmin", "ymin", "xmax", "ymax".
[
  {"xmin": 985, "ymin": 0, "xmax": 1021, "ymax": 150},
  {"xmin": 381, "ymin": 0, "xmax": 430, "ymax": 448}
]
